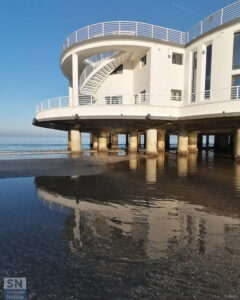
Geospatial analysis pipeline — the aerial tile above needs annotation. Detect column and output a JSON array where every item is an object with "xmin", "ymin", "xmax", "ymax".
[
  {"xmin": 69, "ymin": 81, "xmax": 73, "ymax": 107},
  {"xmin": 157, "ymin": 129, "xmax": 165, "ymax": 152},
  {"xmin": 188, "ymin": 131, "xmax": 198, "ymax": 153},
  {"xmin": 68, "ymin": 131, "xmax": 71, "ymax": 151},
  {"xmin": 235, "ymin": 129, "xmax": 240, "ymax": 161},
  {"xmin": 146, "ymin": 129, "xmax": 158, "ymax": 155},
  {"xmin": 111, "ymin": 133, "xmax": 118, "ymax": 149},
  {"xmin": 70, "ymin": 130, "xmax": 81, "ymax": 153},
  {"xmin": 129, "ymin": 130, "xmax": 138, "ymax": 152},
  {"xmin": 72, "ymin": 53, "xmax": 79, "ymax": 106},
  {"xmin": 92, "ymin": 132, "xmax": 98, "ymax": 150},
  {"xmin": 178, "ymin": 130, "xmax": 188, "ymax": 156},
  {"xmin": 98, "ymin": 131, "xmax": 108, "ymax": 152}
]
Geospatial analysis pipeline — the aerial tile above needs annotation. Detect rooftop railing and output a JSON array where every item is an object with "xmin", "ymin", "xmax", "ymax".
[
  {"xmin": 36, "ymin": 86, "xmax": 240, "ymax": 114},
  {"xmin": 62, "ymin": 1, "xmax": 240, "ymax": 51}
]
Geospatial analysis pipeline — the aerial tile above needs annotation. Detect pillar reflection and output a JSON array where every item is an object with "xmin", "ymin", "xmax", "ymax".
[
  {"xmin": 188, "ymin": 153, "xmax": 198, "ymax": 174},
  {"xmin": 146, "ymin": 158, "xmax": 157, "ymax": 183},
  {"xmin": 234, "ymin": 162, "xmax": 240, "ymax": 192},
  {"xmin": 157, "ymin": 153, "xmax": 165, "ymax": 172},
  {"xmin": 177, "ymin": 156, "xmax": 188, "ymax": 177},
  {"xmin": 129, "ymin": 153, "xmax": 138, "ymax": 170}
]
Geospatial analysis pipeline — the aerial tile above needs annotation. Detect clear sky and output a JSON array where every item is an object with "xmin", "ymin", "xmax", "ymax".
[{"xmin": 0, "ymin": 0, "xmax": 235, "ymax": 137}]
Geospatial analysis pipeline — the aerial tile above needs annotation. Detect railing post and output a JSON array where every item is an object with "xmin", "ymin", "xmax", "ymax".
[
  {"xmin": 152, "ymin": 25, "xmax": 154, "ymax": 38},
  {"xmin": 102, "ymin": 23, "xmax": 104, "ymax": 36},
  {"xmin": 118, "ymin": 21, "xmax": 120, "ymax": 35},
  {"xmin": 48, "ymin": 100, "xmax": 50, "ymax": 109},
  {"xmin": 75, "ymin": 31, "xmax": 77, "ymax": 43},
  {"xmin": 136, "ymin": 22, "xmax": 138, "ymax": 35},
  {"xmin": 187, "ymin": 31, "xmax": 189, "ymax": 43},
  {"xmin": 41, "ymin": 102, "xmax": 43, "ymax": 111},
  {"xmin": 166, "ymin": 28, "xmax": 169, "ymax": 41},
  {"xmin": 220, "ymin": 8, "xmax": 224, "ymax": 25},
  {"xmin": 201, "ymin": 20, "xmax": 203, "ymax": 34},
  {"xmin": 88, "ymin": 26, "xmax": 89, "ymax": 39},
  {"xmin": 67, "ymin": 37, "xmax": 69, "ymax": 47},
  {"xmin": 59, "ymin": 97, "xmax": 61, "ymax": 108}
]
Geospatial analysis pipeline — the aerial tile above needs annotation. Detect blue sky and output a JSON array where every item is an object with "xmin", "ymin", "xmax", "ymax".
[{"xmin": 0, "ymin": 0, "xmax": 234, "ymax": 137}]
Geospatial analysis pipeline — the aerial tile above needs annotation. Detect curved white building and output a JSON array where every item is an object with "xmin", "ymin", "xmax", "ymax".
[{"xmin": 34, "ymin": 1, "xmax": 240, "ymax": 158}]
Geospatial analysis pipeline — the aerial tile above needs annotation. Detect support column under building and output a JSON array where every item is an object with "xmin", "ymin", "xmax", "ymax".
[
  {"xmin": 235, "ymin": 129, "xmax": 240, "ymax": 161},
  {"xmin": 157, "ymin": 129, "xmax": 165, "ymax": 152},
  {"xmin": 165, "ymin": 134, "xmax": 170, "ymax": 151},
  {"xmin": 68, "ymin": 131, "xmax": 71, "ymax": 151},
  {"xmin": 111, "ymin": 133, "xmax": 118, "ymax": 149},
  {"xmin": 178, "ymin": 130, "xmax": 188, "ymax": 156},
  {"xmin": 188, "ymin": 132, "xmax": 198, "ymax": 153},
  {"xmin": 98, "ymin": 131, "xmax": 108, "ymax": 152},
  {"xmin": 70, "ymin": 130, "xmax": 81, "ymax": 153},
  {"xmin": 129, "ymin": 131, "xmax": 138, "ymax": 152},
  {"xmin": 146, "ymin": 129, "xmax": 158, "ymax": 155}
]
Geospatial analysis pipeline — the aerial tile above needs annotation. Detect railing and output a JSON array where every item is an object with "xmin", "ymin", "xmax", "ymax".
[
  {"xmin": 62, "ymin": 1, "xmax": 240, "ymax": 51},
  {"xmin": 36, "ymin": 86, "xmax": 240, "ymax": 114}
]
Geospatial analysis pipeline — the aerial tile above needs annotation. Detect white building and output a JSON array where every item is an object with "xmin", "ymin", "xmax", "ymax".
[{"xmin": 34, "ymin": 1, "xmax": 240, "ymax": 158}]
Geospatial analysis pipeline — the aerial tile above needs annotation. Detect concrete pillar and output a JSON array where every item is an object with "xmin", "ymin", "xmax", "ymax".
[
  {"xmin": 146, "ymin": 129, "xmax": 158, "ymax": 155},
  {"xmin": 69, "ymin": 81, "xmax": 73, "ymax": 107},
  {"xmin": 146, "ymin": 158, "xmax": 157, "ymax": 183},
  {"xmin": 98, "ymin": 131, "xmax": 108, "ymax": 152},
  {"xmin": 70, "ymin": 130, "xmax": 81, "ymax": 153},
  {"xmin": 92, "ymin": 133, "xmax": 98, "ymax": 150},
  {"xmin": 157, "ymin": 129, "xmax": 165, "ymax": 152},
  {"xmin": 68, "ymin": 131, "xmax": 71, "ymax": 151},
  {"xmin": 72, "ymin": 53, "xmax": 79, "ymax": 106},
  {"xmin": 188, "ymin": 131, "xmax": 198, "ymax": 153},
  {"xmin": 165, "ymin": 134, "xmax": 170, "ymax": 151},
  {"xmin": 235, "ymin": 129, "xmax": 240, "ymax": 161},
  {"xmin": 178, "ymin": 130, "xmax": 188, "ymax": 156},
  {"xmin": 129, "ymin": 131, "xmax": 138, "ymax": 152},
  {"xmin": 111, "ymin": 133, "xmax": 118, "ymax": 149}
]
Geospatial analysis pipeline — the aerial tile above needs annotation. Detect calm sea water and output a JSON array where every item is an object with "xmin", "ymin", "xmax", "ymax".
[{"xmin": 0, "ymin": 151, "xmax": 239, "ymax": 299}]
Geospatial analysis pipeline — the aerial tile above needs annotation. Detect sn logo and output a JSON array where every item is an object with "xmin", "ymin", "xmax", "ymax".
[{"xmin": 4, "ymin": 278, "xmax": 26, "ymax": 290}]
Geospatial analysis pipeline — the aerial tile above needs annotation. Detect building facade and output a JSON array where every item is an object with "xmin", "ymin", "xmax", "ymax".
[{"xmin": 34, "ymin": 1, "xmax": 240, "ymax": 158}]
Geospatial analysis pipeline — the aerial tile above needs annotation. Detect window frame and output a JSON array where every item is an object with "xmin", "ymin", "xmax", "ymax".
[{"xmin": 172, "ymin": 53, "xmax": 183, "ymax": 65}]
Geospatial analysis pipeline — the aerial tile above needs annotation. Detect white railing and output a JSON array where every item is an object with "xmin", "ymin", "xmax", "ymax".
[
  {"xmin": 62, "ymin": 1, "xmax": 240, "ymax": 51},
  {"xmin": 36, "ymin": 86, "xmax": 240, "ymax": 113},
  {"xmin": 62, "ymin": 21, "xmax": 186, "ymax": 50}
]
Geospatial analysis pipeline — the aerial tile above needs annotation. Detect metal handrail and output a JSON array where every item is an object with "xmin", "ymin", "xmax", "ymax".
[
  {"xmin": 36, "ymin": 86, "xmax": 240, "ymax": 113},
  {"xmin": 62, "ymin": 1, "xmax": 240, "ymax": 51}
]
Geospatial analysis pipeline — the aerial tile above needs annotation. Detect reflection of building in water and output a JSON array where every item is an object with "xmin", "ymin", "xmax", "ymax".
[
  {"xmin": 36, "ymin": 176, "xmax": 240, "ymax": 260},
  {"xmin": 178, "ymin": 156, "xmax": 188, "ymax": 177},
  {"xmin": 129, "ymin": 154, "xmax": 137, "ymax": 170}
]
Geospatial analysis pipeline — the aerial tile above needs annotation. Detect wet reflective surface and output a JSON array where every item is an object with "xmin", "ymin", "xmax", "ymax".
[{"xmin": 0, "ymin": 152, "xmax": 240, "ymax": 299}]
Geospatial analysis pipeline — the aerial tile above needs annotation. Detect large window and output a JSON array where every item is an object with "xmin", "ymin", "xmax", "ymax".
[
  {"xmin": 171, "ymin": 89, "xmax": 182, "ymax": 101},
  {"xmin": 111, "ymin": 64, "xmax": 123, "ymax": 75},
  {"xmin": 191, "ymin": 51, "xmax": 198, "ymax": 102},
  {"xmin": 233, "ymin": 32, "xmax": 240, "ymax": 70},
  {"xmin": 205, "ymin": 44, "xmax": 212, "ymax": 99},
  {"xmin": 172, "ymin": 53, "xmax": 183, "ymax": 65},
  {"xmin": 232, "ymin": 75, "xmax": 240, "ymax": 99}
]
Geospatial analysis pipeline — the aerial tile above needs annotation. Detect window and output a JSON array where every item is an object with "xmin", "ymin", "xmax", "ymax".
[
  {"xmin": 233, "ymin": 32, "xmax": 240, "ymax": 70},
  {"xmin": 171, "ymin": 89, "xmax": 182, "ymax": 101},
  {"xmin": 191, "ymin": 51, "xmax": 198, "ymax": 102},
  {"xmin": 141, "ymin": 55, "xmax": 147, "ymax": 67},
  {"xmin": 205, "ymin": 44, "xmax": 212, "ymax": 99},
  {"xmin": 232, "ymin": 75, "xmax": 240, "ymax": 99},
  {"xmin": 105, "ymin": 96, "xmax": 122, "ymax": 105},
  {"xmin": 111, "ymin": 64, "xmax": 123, "ymax": 75},
  {"xmin": 172, "ymin": 53, "xmax": 183, "ymax": 65}
]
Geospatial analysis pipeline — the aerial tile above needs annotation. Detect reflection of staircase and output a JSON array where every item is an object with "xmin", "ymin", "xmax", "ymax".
[{"xmin": 80, "ymin": 51, "xmax": 131, "ymax": 95}]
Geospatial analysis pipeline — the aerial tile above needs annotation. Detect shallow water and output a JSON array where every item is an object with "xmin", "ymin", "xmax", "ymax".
[{"xmin": 0, "ymin": 151, "xmax": 240, "ymax": 299}]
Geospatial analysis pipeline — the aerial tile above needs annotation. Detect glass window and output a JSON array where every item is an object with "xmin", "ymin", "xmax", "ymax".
[
  {"xmin": 172, "ymin": 53, "xmax": 183, "ymax": 65},
  {"xmin": 141, "ymin": 55, "xmax": 147, "ymax": 67},
  {"xmin": 233, "ymin": 32, "xmax": 240, "ymax": 70},
  {"xmin": 111, "ymin": 64, "xmax": 123, "ymax": 75},
  {"xmin": 232, "ymin": 75, "xmax": 240, "ymax": 99},
  {"xmin": 191, "ymin": 51, "xmax": 198, "ymax": 102},
  {"xmin": 205, "ymin": 44, "xmax": 212, "ymax": 99},
  {"xmin": 171, "ymin": 90, "xmax": 182, "ymax": 101}
]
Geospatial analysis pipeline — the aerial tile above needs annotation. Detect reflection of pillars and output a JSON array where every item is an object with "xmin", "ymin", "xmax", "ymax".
[
  {"xmin": 188, "ymin": 131, "xmax": 198, "ymax": 153},
  {"xmin": 68, "ymin": 131, "xmax": 71, "ymax": 151},
  {"xmin": 90, "ymin": 132, "xmax": 93, "ymax": 148},
  {"xmin": 157, "ymin": 129, "xmax": 165, "ymax": 152},
  {"xmin": 157, "ymin": 153, "xmax": 165, "ymax": 171},
  {"xmin": 146, "ymin": 129, "xmax": 158, "ymax": 155},
  {"xmin": 73, "ymin": 209, "xmax": 81, "ymax": 245},
  {"xmin": 234, "ymin": 162, "xmax": 240, "ymax": 190},
  {"xmin": 70, "ymin": 130, "xmax": 81, "ymax": 153},
  {"xmin": 98, "ymin": 131, "xmax": 108, "ymax": 152},
  {"xmin": 129, "ymin": 153, "xmax": 138, "ymax": 170},
  {"xmin": 178, "ymin": 130, "xmax": 188, "ymax": 156},
  {"xmin": 92, "ymin": 132, "xmax": 98, "ymax": 150},
  {"xmin": 107, "ymin": 133, "xmax": 112, "ymax": 148},
  {"xmin": 146, "ymin": 158, "xmax": 157, "ymax": 183},
  {"xmin": 177, "ymin": 156, "xmax": 188, "ymax": 177},
  {"xmin": 138, "ymin": 133, "xmax": 142, "ymax": 149},
  {"xmin": 129, "ymin": 131, "xmax": 138, "ymax": 152},
  {"xmin": 165, "ymin": 133, "xmax": 170, "ymax": 151},
  {"xmin": 197, "ymin": 134, "xmax": 202, "ymax": 150},
  {"xmin": 188, "ymin": 153, "xmax": 198, "ymax": 174},
  {"xmin": 111, "ymin": 133, "xmax": 118, "ymax": 149},
  {"xmin": 235, "ymin": 129, "xmax": 240, "ymax": 161},
  {"xmin": 126, "ymin": 133, "xmax": 129, "ymax": 148}
]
